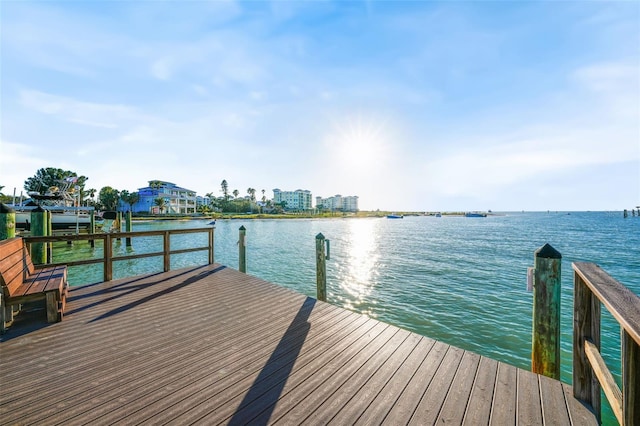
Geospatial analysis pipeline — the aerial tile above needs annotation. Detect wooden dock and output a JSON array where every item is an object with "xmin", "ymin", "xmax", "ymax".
[{"xmin": 0, "ymin": 264, "xmax": 597, "ymax": 425}]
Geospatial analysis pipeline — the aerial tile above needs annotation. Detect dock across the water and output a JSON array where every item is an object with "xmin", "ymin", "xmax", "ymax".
[{"xmin": 1, "ymin": 264, "xmax": 598, "ymax": 425}]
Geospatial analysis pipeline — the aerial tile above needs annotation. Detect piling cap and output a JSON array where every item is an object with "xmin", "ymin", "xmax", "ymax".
[
  {"xmin": 316, "ymin": 232, "xmax": 324, "ymax": 239},
  {"xmin": 239, "ymin": 225, "xmax": 246, "ymax": 230},
  {"xmin": 535, "ymin": 243, "xmax": 562, "ymax": 259},
  {"xmin": 0, "ymin": 203, "xmax": 15, "ymax": 213}
]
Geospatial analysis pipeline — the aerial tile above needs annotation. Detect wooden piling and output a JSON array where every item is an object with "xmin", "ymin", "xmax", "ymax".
[
  {"xmin": 238, "ymin": 226, "xmax": 246, "ymax": 273},
  {"xmin": 315, "ymin": 233, "xmax": 327, "ymax": 302},
  {"xmin": 0, "ymin": 203, "xmax": 16, "ymax": 240},
  {"xmin": 90, "ymin": 212, "xmax": 95, "ymax": 247},
  {"xmin": 125, "ymin": 211, "xmax": 132, "ymax": 247},
  {"xmin": 116, "ymin": 212, "xmax": 123, "ymax": 241},
  {"xmin": 532, "ymin": 243, "xmax": 562, "ymax": 379},
  {"xmin": 30, "ymin": 207, "xmax": 46, "ymax": 265},
  {"xmin": 46, "ymin": 211, "xmax": 54, "ymax": 262}
]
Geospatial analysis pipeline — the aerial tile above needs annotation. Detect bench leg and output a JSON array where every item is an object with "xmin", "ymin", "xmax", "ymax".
[
  {"xmin": 45, "ymin": 292, "xmax": 61, "ymax": 323},
  {"xmin": 1, "ymin": 294, "xmax": 14, "ymax": 333}
]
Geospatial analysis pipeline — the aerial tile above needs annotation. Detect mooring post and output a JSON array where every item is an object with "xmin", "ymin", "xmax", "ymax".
[
  {"xmin": 238, "ymin": 226, "xmax": 246, "ymax": 273},
  {"xmin": 46, "ymin": 211, "xmax": 54, "ymax": 262},
  {"xmin": 116, "ymin": 211, "xmax": 123, "ymax": 241},
  {"xmin": 0, "ymin": 203, "xmax": 16, "ymax": 241},
  {"xmin": 30, "ymin": 207, "xmax": 46, "ymax": 265},
  {"xmin": 89, "ymin": 212, "xmax": 95, "ymax": 248},
  {"xmin": 125, "ymin": 211, "xmax": 132, "ymax": 247},
  {"xmin": 624, "ymin": 209, "xmax": 628, "ymax": 218},
  {"xmin": 315, "ymin": 233, "xmax": 328, "ymax": 302},
  {"xmin": 532, "ymin": 243, "xmax": 562, "ymax": 379}
]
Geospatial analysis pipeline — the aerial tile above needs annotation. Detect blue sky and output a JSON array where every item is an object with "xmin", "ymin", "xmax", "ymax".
[{"xmin": 1, "ymin": 1, "xmax": 638, "ymax": 211}]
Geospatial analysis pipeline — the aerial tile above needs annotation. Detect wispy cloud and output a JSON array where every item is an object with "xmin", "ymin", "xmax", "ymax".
[{"xmin": 19, "ymin": 90, "xmax": 137, "ymax": 129}]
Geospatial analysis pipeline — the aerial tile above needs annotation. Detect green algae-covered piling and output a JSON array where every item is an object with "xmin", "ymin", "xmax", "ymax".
[
  {"xmin": 532, "ymin": 243, "xmax": 562, "ymax": 379},
  {"xmin": 29, "ymin": 206, "xmax": 47, "ymax": 264},
  {"xmin": 0, "ymin": 203, "xmax": 16, "ymax": 240},
  {"xmin": 238, "ymin": 225, "xmax": 246, "ymax": 273}
]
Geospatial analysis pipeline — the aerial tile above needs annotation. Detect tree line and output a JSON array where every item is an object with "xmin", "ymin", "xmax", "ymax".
[{"xmin": 1, "ymin": 168, "xmax": 287, "ymax": 214}]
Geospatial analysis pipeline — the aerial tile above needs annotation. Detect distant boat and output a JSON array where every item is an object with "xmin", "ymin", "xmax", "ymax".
[
  {"xmin": 435, "ymin": 213, "xmax": 442, "ymax": 217},
  {"xmin": 387, "ymin": 214, "xmax": 404, "ymax": 219},
  {"xmin": 465, "ymin": 212, "xmax": 487, "ymax": 218}
]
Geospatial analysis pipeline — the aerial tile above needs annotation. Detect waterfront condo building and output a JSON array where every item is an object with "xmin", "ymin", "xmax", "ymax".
[
  {"xmin": 316, "ymin": 194, "xmax": 359, "ymax": 212},
  {"xmin": 272, "ymin": 188, "xmax": 313, "ymax": 211}
]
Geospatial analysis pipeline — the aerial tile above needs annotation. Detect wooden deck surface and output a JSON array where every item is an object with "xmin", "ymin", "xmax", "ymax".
[{"xmin": 0, "ymin": 264, "xmax": 597, "ymax": 425}]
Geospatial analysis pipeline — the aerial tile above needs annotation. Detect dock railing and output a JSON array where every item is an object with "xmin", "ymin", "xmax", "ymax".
[
  {"xmin": 572, "ymin": 262, "xmax": 640, "ymax": 425},
  {"xmin": 23, "ymin": 228, "xmax": 214, "ymax": 283}
]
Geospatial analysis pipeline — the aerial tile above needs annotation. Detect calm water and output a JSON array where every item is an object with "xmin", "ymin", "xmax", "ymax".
[{"xmin": 56, "ymin": 211, "xmax": 638, "ymax": 422}]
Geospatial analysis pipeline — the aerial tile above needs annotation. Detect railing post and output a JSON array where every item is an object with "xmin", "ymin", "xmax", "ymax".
[
  {"xmin": 315, "ymin": 233, "xmax": 327, "ymax": 302},
  {"xmin": 622, "ymin": 329, "xmax": 639, "ymax": 425},
  {"xmin": 163, "ymin": 231, "xmax": 170, "ymax": 272},
  {"xmin": 208, "ymin": 227, "xmax": 214, "ymax": 264},
  {"xmin": 238, "ymin": 226, "xmax": 246, "ymax": 273},
  {"xmin": 573, "ymin": 268, "xmax": 601, "ymax": 421},
  {"xmin": 531, "ymin": 243, "xmax": 561, "ymax": 379},
  {"xmin": 104, "ymin": 234, "xmax": 112, "ymax": 281}
]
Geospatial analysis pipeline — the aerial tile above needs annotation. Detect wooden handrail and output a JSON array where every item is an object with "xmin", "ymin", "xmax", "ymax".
[
  {"xmin": 23, "ymin": 227, "xmax": 214, "ymax": 283},
  {"xmin": 573, "ymin": 262, "xmax": 640, "ymax": 425}
]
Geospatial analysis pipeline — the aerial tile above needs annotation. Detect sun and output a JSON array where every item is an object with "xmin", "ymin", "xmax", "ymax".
[{"xmin": 328, "ymin": 114, "xmax": 390, "ymax": 172}]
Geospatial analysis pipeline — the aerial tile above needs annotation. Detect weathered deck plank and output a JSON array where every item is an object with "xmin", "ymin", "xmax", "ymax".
[{"xmin": 0, "ymin": 264, "xmax": 597, "ymax": 425}]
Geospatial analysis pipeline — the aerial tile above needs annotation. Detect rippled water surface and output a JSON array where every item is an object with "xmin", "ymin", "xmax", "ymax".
[{"xmin": 57, "ymin": 211, "xmax": 638, "ymax": 423}]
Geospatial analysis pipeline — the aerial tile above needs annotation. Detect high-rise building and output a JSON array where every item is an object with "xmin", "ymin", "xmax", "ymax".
[
  {"xmin": 316, "ymin": 194, "xmax": 359, "ymax": 212},
  {"xmin": 273, "ymin": 188, "xmax": 312, "ymax": 211}
]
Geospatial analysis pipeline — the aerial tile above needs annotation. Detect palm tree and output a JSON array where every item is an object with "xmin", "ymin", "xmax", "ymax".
[
  {"xmin": 154, "ymin": 197, "xmax": 166, "ymax": 214},
  {"xmin": 261, "ymin": 189, "xmax": 266, "ymax": 203},
  {"xmin": 121, "ymin": 191, "xmax": 140, "ymax": 212},
  {"xmin": 247, "ymin": 188, "xmax": 256, "ymax": 202},
  {"xmin": 220, "ymin": 180, "xmax": 229, "ymax": 202},
  {"xmin": 87, "ymin": 188, "xmax": 96, "ymax": 207},
  {"xmin": 233, "ymin": 189, "xmax": 239, "ymax": 199},
  {"xmin": 149, "ymin": 180, "xmax": 163, "ymax": 190}
]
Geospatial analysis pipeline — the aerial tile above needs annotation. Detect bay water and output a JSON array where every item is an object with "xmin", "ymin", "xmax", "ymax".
[{"xmin": 57, "ymin": 211, "xmax": 638, "ymax": 422}]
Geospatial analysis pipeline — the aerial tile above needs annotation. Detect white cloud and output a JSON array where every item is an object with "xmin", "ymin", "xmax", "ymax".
[
  {"xmin": 19, "ymin": 90, "xmax": 138, "ymax": 129},
  {"xmin": 574, "ymin": 62, "xmax": 638, "ymax": 93}
]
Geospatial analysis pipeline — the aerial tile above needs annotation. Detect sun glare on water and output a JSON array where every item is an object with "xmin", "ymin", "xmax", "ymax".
[{"xmin": 335, "ymin": 219, "xmax": 381, "ymax": 315}]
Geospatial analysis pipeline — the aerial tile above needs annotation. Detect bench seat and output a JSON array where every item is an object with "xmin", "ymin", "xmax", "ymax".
[{"xmin": 1, "ymin": 237, "xmax": 68, "ymax": 331}]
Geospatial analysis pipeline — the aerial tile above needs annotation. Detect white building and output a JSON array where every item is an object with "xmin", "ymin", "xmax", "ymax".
[
  {"xmin": 316, "ymin": 194, "xmax": 359, "ymax": 212},
  {"xmin": 273, "ymin": 188, "xmax": 312, "ymax": 211}
]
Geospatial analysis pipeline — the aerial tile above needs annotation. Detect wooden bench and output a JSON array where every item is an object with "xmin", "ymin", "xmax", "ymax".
[{"xmin": 0, "ymin": 237, "xmax": 68, "ymax": 332}]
